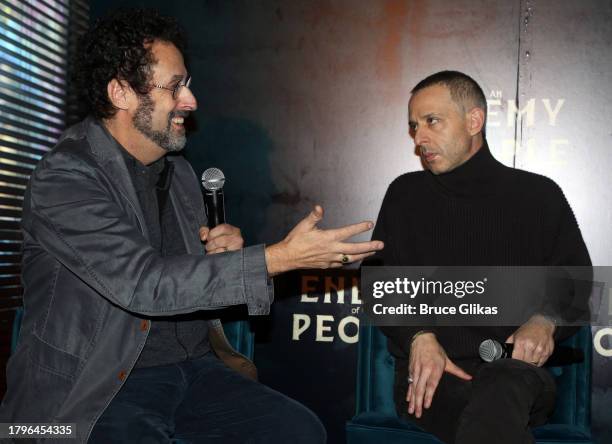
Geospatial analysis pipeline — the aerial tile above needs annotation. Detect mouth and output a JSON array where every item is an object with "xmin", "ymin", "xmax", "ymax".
[
  {"xmin": 423, "ymin": 152, "xmax": 438, "ymax": 162},
  {"xmin": 420, "ymin": 147, "xmax": 438, "ymax": 162},
  {"xmin": 170, "ymin": 115, "xmax": 186, "ymax": 130}
]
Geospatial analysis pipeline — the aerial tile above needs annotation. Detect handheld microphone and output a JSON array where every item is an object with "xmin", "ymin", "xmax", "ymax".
[
  {"xmin": 201, "ymin": 168, "xmax": 226, "ymax": 229},
  {"xmin": 479, "ymin": 339, "xmax": 584, "ymax": 367},
  {"xmin": 479, "ymin": 339, "xmax": 512, "ymax": 362}
]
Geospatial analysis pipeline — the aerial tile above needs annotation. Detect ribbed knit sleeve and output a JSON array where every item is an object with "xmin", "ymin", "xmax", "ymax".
[
  {"xmin": 540, "ymin": 181, "xmax": 592, "ymax": 342},
  {"xmin": 365, "ymin": 178, "xmax": 439, "ymax": 358}
]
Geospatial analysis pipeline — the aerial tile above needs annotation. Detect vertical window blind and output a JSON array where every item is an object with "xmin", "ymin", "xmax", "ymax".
[{"xmin": 0, "ymin": 0, "xmax": 89, "ymax": 390}]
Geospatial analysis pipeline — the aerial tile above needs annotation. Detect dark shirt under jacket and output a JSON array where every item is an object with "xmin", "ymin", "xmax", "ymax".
[{"xmin": 120, "ymin": 150, "xmax": 210, "ymax": 368}]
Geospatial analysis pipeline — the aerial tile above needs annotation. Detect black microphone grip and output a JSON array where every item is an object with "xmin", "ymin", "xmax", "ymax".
[
  {"xmin": 499, "ymin": 342, "xmax": 513, "ymax": 359},
  {"xmin": 480, "ymin": 339, "xmax": 583, "ymax": 367},
  {"xmin": 204, "ymin": 189, "xmax": 226, "ymax": 229}
]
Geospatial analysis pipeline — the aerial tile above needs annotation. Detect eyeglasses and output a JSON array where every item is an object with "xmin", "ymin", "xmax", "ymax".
[{"xmin": 152, "ymin": 75, "xmax": 192, "ymax": 100}]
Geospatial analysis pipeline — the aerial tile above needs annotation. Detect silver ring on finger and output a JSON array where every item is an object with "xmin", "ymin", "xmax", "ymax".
[{"xmin": 407, "ymin": 376, "xmax": 414, "ymax": 384}]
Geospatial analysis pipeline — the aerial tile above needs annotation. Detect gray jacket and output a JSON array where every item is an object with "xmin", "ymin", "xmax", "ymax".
[{"xmin": 0, "ymin": 117, "xmax": 273, "ymax": 442}]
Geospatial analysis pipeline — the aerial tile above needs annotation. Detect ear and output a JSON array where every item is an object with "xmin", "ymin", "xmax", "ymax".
[
  {"xmin": 107, "ymin": 79, "xmax": 133, "ymax": 111},
  {"xmin": 466, "ymin": 107, "xmax": 485, "ymax": 136}
]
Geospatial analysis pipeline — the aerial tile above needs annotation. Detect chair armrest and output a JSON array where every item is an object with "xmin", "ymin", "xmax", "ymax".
[{"xmin": 209, "ymin": 322, "xmax": 258, "ymax": 381}]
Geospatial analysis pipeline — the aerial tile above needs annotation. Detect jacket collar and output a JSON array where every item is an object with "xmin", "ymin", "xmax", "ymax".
[
  {"xmin": 85, "ymin": 117, "xmax": 149, "ymax": 239},
  {"xmin": 83, "ymin": 117, "xmax": 198, "ymax": 253}
]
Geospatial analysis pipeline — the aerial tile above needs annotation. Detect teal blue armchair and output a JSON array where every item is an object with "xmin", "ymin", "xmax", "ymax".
[{"xmin": 346, "ymin": 325, "xmax": 593, "ymax": 444}]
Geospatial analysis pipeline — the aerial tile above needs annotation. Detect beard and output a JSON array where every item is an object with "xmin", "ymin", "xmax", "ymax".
[{"xmin": 132, "ymin": 94, "xmax": 187, "ymax": 153}]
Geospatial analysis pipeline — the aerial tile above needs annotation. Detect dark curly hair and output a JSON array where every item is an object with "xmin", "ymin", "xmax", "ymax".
[{"xmin": 73, "ymin": 8, "xmax": 186, "ymax": 119}]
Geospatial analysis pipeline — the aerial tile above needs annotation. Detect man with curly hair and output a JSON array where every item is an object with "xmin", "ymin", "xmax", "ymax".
[{"xmin": 0, "ymin": 8, "xmax": 383, "ymax": 443}]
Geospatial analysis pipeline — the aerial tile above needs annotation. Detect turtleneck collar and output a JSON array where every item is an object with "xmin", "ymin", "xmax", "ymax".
[{"xmin": 429, "ymin": 140, "xmax": 506, "ymax": 198}]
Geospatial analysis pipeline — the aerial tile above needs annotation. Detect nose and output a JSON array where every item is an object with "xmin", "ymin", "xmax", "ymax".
[
  {"xmin": 413, "ymin": 126, "xmax": 428, "ymax": 148},
  {"xmin": 177, "ymin": 85, "xmax": 197, "ymax": 111}
]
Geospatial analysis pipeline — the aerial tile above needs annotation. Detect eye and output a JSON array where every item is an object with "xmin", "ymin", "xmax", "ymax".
[
  {"xmin": 427, "ymin": 117, "xmax": 439, "ymax": 125},
  {"xmin": 409, "ymin": 122, "xmax": 417, "ymax": 131}
]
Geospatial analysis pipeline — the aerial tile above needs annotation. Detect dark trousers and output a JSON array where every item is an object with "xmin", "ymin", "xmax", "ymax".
[
  {"xmin": 394, "ymin": 358, "xmax": 556, "ymax": 444},
  {"xmin": 90, "ymin": 353, "xmax": 326, "ymax": 443}
]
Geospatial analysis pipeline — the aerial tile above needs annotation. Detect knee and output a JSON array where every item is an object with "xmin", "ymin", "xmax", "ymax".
[
  {"xmin": 291, "ymin": 404, "xmax": 327, "ymax": 443},
  {"xmin": 277, "ymin": 399, "xmax": 327, "ymax": 443},
  {"xmin": 479, "ymin": 359, "xmax": 552, "ymax": 383},
  {"xmin": 474, "ymin": 359, "xmax": 555, "ymax": 401}
]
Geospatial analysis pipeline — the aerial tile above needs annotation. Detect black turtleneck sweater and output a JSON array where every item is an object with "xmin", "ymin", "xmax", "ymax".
[{"xmin": 369, "ymin": 142, "xmax": 591, "ymax": 360}]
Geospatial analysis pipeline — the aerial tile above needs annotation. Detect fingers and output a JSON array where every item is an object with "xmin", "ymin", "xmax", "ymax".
[
  {"xmin": 405, "ymin": 384, "xmax": 413, "ymax": 416},
  {"xmin": 408, "ymin": 369, "xmax": 442, "ymax": 418},
  {"xmin": 318, "ymin": 241, "xmax": 384, "ymax": 268},
  {"xmin": 509, "ymin": 315, "xmax": 556, "ymax": 365},
  {"xmin": 511, "ymin": 336, "xmax": 554, "ymax": 366},
  {"xmin": 206, "ymin": 236, "xmax": 243, "ymax": 253},
  {"xmin": 342, "ymin": 251, "xmax": 377, "ymax": 263},
  {"xmin": 204, "ymin": 224, "xmax": 244, "ymax": 253},
  {"xmin": 423, "ymin": 374, "xmax": 440, "ymax": 410},
  {"xmin": 410, "ymin": 359, "xmax": 470, "ymax": 417},
  {"xmin": 327, "ymin": 251, "xmax": 378, "ymax": 268},
  {"xmin": 406, "ymin": 340, "xmax": 471, "ymax": 418},
  {"xmin": 524, "ymin": 342, "xmax": 539, "ymax": 364},
  {"xmin": 412, "ymin": 367, "xmax": 440, "ymax": 418},
  {"xmin": 208, "ymin": 223, "xmax": 239, "ymax": 237},
  {"xmin": 512, "ymin": 341, "xmax": 534, "ymax": 365},
  {"xmin": 335, "ymin": 240, "xmax": 384, "ymax": 255},
  {"xmin": 327, "ymin": 221, "xmax": 375, "ymax": 241},
  {"xmin": 407, "ymin": 359, "xmax": 419, "ymax": 415},
  {"xmin": 274, "ymin": 210, "xmax": 384, "ymax": 272},
  {"xmin": 207, "ymin": 247, "xmax": 229, "ymax": 254},
  {"xmin": 511, "ymin": 341, "xmax": 526, "ymax": 362},
  {"xmin": 199, "ymin": 226, "xmax": 210, "ymax": 242},
  {"xmin": 410, "ymin": 367, "xmax": 427, "ymax": 416},
  {"xmin": 445, "ymin": 360, "xmax": 472, "ymax": 381},
  {"xmin": 291, "ymin": 205, "xmax": 324, "ymax": 234},
  {"xmin": 540, "ymin": 341, "xmax": 554, "ymax": 366},
  {"xmin": 407, "ymin": 369, "xmax": 419, "ymax": 415},
  {"xmin": 407, "ymin": 337, "xmax": 446, "ymax": 418}
]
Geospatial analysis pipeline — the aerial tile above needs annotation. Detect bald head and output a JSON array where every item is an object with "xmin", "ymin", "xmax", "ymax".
[{"xmin": 411, "ymin": 71, "xmax": 487, "ymax": 134}]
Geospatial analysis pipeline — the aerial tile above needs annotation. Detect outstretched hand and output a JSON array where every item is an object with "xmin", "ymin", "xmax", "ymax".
[{"xmin": 265, "ymin": 205, "xmax": 384, "ymax": 276}]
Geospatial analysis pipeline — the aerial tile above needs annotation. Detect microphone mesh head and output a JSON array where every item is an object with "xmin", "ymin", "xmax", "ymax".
[
  {"xmin": 479, "ymin": 339, "xmax": 501, "ymax": 362},
  {"xmin": 201, "ymin": 168, "xmax": 225, "ymax": 191}
]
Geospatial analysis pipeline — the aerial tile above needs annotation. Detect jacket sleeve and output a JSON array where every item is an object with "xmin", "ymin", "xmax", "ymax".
[{"xmin": 23, "ymin": 151, "xmax": 273, "ymax": 317}]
